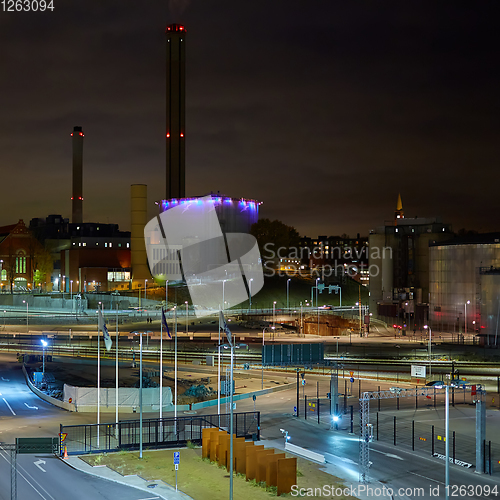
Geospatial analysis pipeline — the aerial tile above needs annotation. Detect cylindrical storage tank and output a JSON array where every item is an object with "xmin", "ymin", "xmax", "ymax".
[{"xmin": 131, "ymin": 184, "xmax": 151, "ymax": 286}]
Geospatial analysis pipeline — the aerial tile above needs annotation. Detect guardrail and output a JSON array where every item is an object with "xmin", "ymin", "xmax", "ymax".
[{"xmin": 22, "ymin": 364, "xmax": 76, "ymax": 412}]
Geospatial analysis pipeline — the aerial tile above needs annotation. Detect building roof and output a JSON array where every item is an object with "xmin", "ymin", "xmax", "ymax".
[{"xmin": 430, "ymin": 232, "xmax": 500, "ymax": 247}]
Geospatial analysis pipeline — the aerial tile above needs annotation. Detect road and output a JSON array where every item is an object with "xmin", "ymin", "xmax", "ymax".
[
  {"xmin": 0, "ymin": 449, "xmax": 162, "ymax": 500},
  {"xmin": 1, "ymin": 350, "xmax": 499, "ymax": 500},
  {"xmin": 0, "ymin": 355, "xmax": 164, "ymax": 499}
]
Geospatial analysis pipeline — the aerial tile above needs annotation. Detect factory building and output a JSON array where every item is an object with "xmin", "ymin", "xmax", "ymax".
[
  {"xmin": 429, "ymin": 232, "xmax": 500, "ymax": 341},
  {"xmin": 369, "ymin": 195, "xmax": 453, "ymax": 327}
]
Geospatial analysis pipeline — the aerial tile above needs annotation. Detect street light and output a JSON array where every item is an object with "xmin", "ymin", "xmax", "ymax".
[
  {"xmin": 41, "ymin": 339, "xmax": 47, "ymax": 377},
  {"xmin": 299, "ymin": 302, "xmax": 303, "ymax": 336},
  {"xmin": 221, "ymin": 341, "xmax": 246, "ymax": 500},
  {"xmin": 70, "ymin": 280, "xmax": 73, "ymax": 301},
  {"xmin": 286, "ymin": 279, "xmax": 291, "ymax": 310},
  {"xmin": 316, "ymin": 278, "xmax": 320, "ymax": 335},
  {"xmin": 22, "ymin": 300, "xmax": 28, "ymax": 333},
  {"xmin": 132, "ymin": 330, "xmax": 152, "ymax": 459},
  {"xmin": 273, "ymin": 301, "xmax": 276, "ymax": 333},
  {"xmin": 261, "ymin": 327, "xmax": 270, "ymax": 389},
  {"xmin": 424, "ymin": 325, "xmax": 432, "ymax": 379},
  {"xmin": 465, "ymin": 300, "xmax": 470, "ymax": 336}
]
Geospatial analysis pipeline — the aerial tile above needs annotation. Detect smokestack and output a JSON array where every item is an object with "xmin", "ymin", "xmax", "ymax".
[
  {"xmin": 130, "ymin": 184, "xmax": 151, "ymax": 286},
  {"xmin": 72, "ymin": 126, "xmax": 84, "ymax": 224},
  {"xmin": 166, "ymin": 23, "xmax": 186, "ymax": 200}
]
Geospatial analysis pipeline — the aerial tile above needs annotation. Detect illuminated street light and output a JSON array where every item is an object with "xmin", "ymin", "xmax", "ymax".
[
  {"xmin": 41, "ymin": 339, "xmax": 48, "ymax": 377},
  {"xmin": 424, "ymin": 325, "xmax": 432, "ymax": 379},
  {"xmin": 286, "ymin": 278, "xmax": 291, "ymax": 310},
  {"xmin": 465, "ymin": 300, "xmax": 470, "ymax": 335}
]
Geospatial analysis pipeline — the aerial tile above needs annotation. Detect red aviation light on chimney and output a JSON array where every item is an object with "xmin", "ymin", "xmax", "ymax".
[
  {"xmin": 166, "ymin": 24, "xmax": 186, "ymax": 33},
  {"xmin": 166, "ymin": 133, "xmax": 170, "ymax": 138},
  {"xmin": 79, "ymin": 132, "xmax": 84, "ymax": 136},
  {"xmin": 180, "ymin": 133, "xmax": 184, "ymax": 137},
  {"xmin": 70, "ymin": 133, "xmax": 73, "ymax": 137}
]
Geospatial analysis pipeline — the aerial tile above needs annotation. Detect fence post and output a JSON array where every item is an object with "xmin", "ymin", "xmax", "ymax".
[
  {"xmin": 432, "ymin": 425, "xmax": 434, "ymax": 455},
  {"xmin": 452, "ymin": 386, "xmax": 455, "ymax": 407},
  {"xmin": 412, "ymin": 420, "xmax": 414, "ymax": 451},
  {"xmin": 397, "ymin": 395, "xmax": 400, "ymax": 410},
  {"xmin": 415, "ymin": 386, "xmax": 418, "ymax": 410},
  {"xmin": 344, "ymin": 379, "xmax": 347, "ymax": 413},
  {"xmin": 376, "ymin": 412, "xmax": 379, "ymax": 441},
  {"xmin": 393, "ymin": 416, "xmax": 396, "ymax": 446},
  {"xmin": 317, "ymin": 398, "xmax": 320, "ymax": 424},
  {"xmin": 378, "ymin": 386, "xmax": 381, "ymax": 412},
  {"xmin": 305, "ymin": 395, "xmax": 307, "ymax": 420},
  {"xmin": 453, "ymin": 431, "xmax": 455, "ymax": 465},
  {"xmin": 489, "ymin": 441, "xmax": 492, "ymax": 475},
  {"xmin": 350, "ymin": 405, "xmax": 353, "ymax": 434},
  {"xmin": 358, "ymin": 379, "xmax": 361, "ymax": 398},
  {"xmin": 296, "ymin": 371, "xmax": 300, "ymax": 418}
]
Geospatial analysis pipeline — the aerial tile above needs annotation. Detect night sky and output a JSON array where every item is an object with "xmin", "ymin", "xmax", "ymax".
[{"xmin": 0, "ymin": 1, "xmax": 498, "ymax": 237}]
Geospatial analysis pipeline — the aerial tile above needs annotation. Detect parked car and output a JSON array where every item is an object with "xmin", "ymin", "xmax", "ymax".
[{"xmin": 425, "ymin": 380, "xmax": 445, "ymax": 389}]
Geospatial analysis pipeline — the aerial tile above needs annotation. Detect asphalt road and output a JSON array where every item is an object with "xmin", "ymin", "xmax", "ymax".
[
  {"xmin": 1, "ymin": 351, "xmax": 499, "ymax": 500},
  {"xmin": 0, "ymin": 449, "xmax": 162, "ymax": 500}
]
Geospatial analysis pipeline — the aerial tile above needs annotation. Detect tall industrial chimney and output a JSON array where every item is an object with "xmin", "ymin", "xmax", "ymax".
[
  {"xmin": 72, "ymin": 126, "xmax": 84, "ymax": 224},
  {"xmin": 166, "ymin": 24, "xmax": 186, "ymax": 200},
  {"xmin": 130, "ymin": 184, "xmax": 151, "ymax": 287}
]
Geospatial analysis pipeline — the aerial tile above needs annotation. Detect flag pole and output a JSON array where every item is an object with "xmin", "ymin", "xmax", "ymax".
[
  {"xmin": 115, "ymin": 301, "xmax": 119, "ymax": 438},
  {"xmin": 218, "ymin": 303, "xmax": 221, "ymax": 418},
  {"xmin": 97, "ymin": 302, "xmax": 101, "ymax": 448},
  {"xmin": 160, "ymin": 307, "xmax": 163, "ymax": 424},
  {"xmin": 174, "ymin": 306, "xmax": 178, "ymax": 436}
]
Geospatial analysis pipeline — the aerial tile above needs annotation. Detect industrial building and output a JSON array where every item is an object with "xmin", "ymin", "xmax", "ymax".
[
  {"xmin": 369, "ymin": 195, "xmax": 453, "ymax": 327},
  {"xmin": 429, "ymin": 232, "xmax": 500, "ymax": 342}
]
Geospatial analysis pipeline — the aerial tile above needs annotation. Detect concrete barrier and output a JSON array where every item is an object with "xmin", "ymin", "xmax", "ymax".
[
  {"xmin": 191, "ymin": 382, "xmax": 295, "ymax": 410},
  {"xmin": 285, "ymin": 442, "xmax": 325, "ymax": 463},
  {"xmin": 22, "ymin": 364, "xmax": 76, "ymax": 412}
]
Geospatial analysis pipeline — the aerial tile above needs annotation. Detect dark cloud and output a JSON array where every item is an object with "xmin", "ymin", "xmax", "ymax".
[{"xmin": 0, "ymin": 1, "xmax": 498, "ymax": 237}]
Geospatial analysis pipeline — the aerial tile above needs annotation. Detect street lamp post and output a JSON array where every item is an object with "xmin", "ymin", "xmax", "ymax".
[
  {"xmin": 41, "ymin": 339, "xmax": 47, "ymax": 377},
  {"xmin": 445, "ymin": 384, "xmax": 450, "ymax": 500},
  {"xmin": 316, "ymin": 278, "xmax": 320, "ymax": 335},
  {"xmin": 273, "ymin": 301, "xmax": 276, "ymax": 338},
  {"xmin": 261, "ymin": 327, "xmax": 268, "ymax": 389},
  {"xmin": 425, "ymin": 325, "xmax": 432, "ymax": 379},
  {"xmin": 286, "ymin": 279, "xmax": 291, "ymax": 310},
  {"xmin": 300, "ymin": 302, "xmax": 303, "ymax": 336},
  {"xmin": 249, "ymin": 278, "xmax": 253, "ymax": 311},
  {"xmin": 23, "ymin": 300, "xmax": 28, "ymax": 333},
  {"xmin": 70, "ymin": 280, "xmax": 73, "ymax": 301},
  {"xmin": 465, "ymin": 300, "xmax": 470, "ymax": 336}
]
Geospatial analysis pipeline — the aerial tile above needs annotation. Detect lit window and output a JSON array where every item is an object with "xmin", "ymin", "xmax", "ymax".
[
  {"xmin": 395, "ymin": 228, "xmax": 399, "ymax": 233},
  {"xmin": 126, "ymin": 243, "xmax": 130, "ymax": 248},
  {"xmin": 83, "ymin": 243, "xmax": 86, "ymax": 247},
  {"xmin": 109, "ymin": 242, "xmax": 112, "ymax": 248},
  {"xmin": 105, "ymin": 243, "xmax": 108, "ymax": 248},
  {"xmin": 96, "ymin": 242, "xmax": 98, "ymax": 246},
  {"xmin": 77, "ymin": 226, "xmax": 80, "ymax": 230}
]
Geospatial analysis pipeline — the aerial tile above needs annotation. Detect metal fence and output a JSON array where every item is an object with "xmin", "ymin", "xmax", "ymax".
[{"xmin": 60, "ymin": 411, "xmax": 260, "ymax": 455}]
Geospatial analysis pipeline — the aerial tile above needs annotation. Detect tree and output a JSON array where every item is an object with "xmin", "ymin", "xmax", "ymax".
[
  {"xmin": 33, "ymin": 246, "xmax": 53, "ymax": 291},
  {"xmin": 250, "ymin": 219, "xmax": 301, "ymax": 264}
]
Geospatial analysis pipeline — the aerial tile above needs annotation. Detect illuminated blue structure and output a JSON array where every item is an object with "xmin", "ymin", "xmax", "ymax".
[{"xmin": 159, "ymin": 195, "xmax": 261, "ymax": 234}]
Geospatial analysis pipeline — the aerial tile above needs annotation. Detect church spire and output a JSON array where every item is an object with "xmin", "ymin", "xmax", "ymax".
[{"xmin": 395, "ymin": 193, "xmax": 404, "ymax": 223}]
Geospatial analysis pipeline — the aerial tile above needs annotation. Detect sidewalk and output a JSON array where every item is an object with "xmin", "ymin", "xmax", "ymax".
[{"xmin": 60, "ymin": 455, "xmax": 192, "ymax": 500}]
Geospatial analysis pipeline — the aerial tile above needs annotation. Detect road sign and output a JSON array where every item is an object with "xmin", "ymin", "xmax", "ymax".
[
  {"xmin": 301, "ymin": 379, "xmax": 306, "ymax": 386},
  {"xmin": 293, "ymin": 406, "xmax": 297, "ymax": 413},
  {"xmin": 60, "ymin": 433, "xmax": 67, "ymax": 442},
  {"xmin": 252, "ymin": 394, "xmax": 256, "ymax": 401},
  {"xmin": 173, "ymin": 451, "xmax": 180, "ymax": 465},
  {"xmin": 350, "ymin": 371, "xmax": 354, "ymax": 377},
  {"xmin": 175, "ymin": 464, "xmax": 179, "ymax": 470},
  {"xmin": 350, "ymin": 377, "xmax": 354, "ymax": 383}
]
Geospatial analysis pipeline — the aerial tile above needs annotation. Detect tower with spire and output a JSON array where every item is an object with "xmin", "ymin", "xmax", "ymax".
[{"xmin": 394, "ymin": 193, "xmax": 404, "ymax": 223}]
